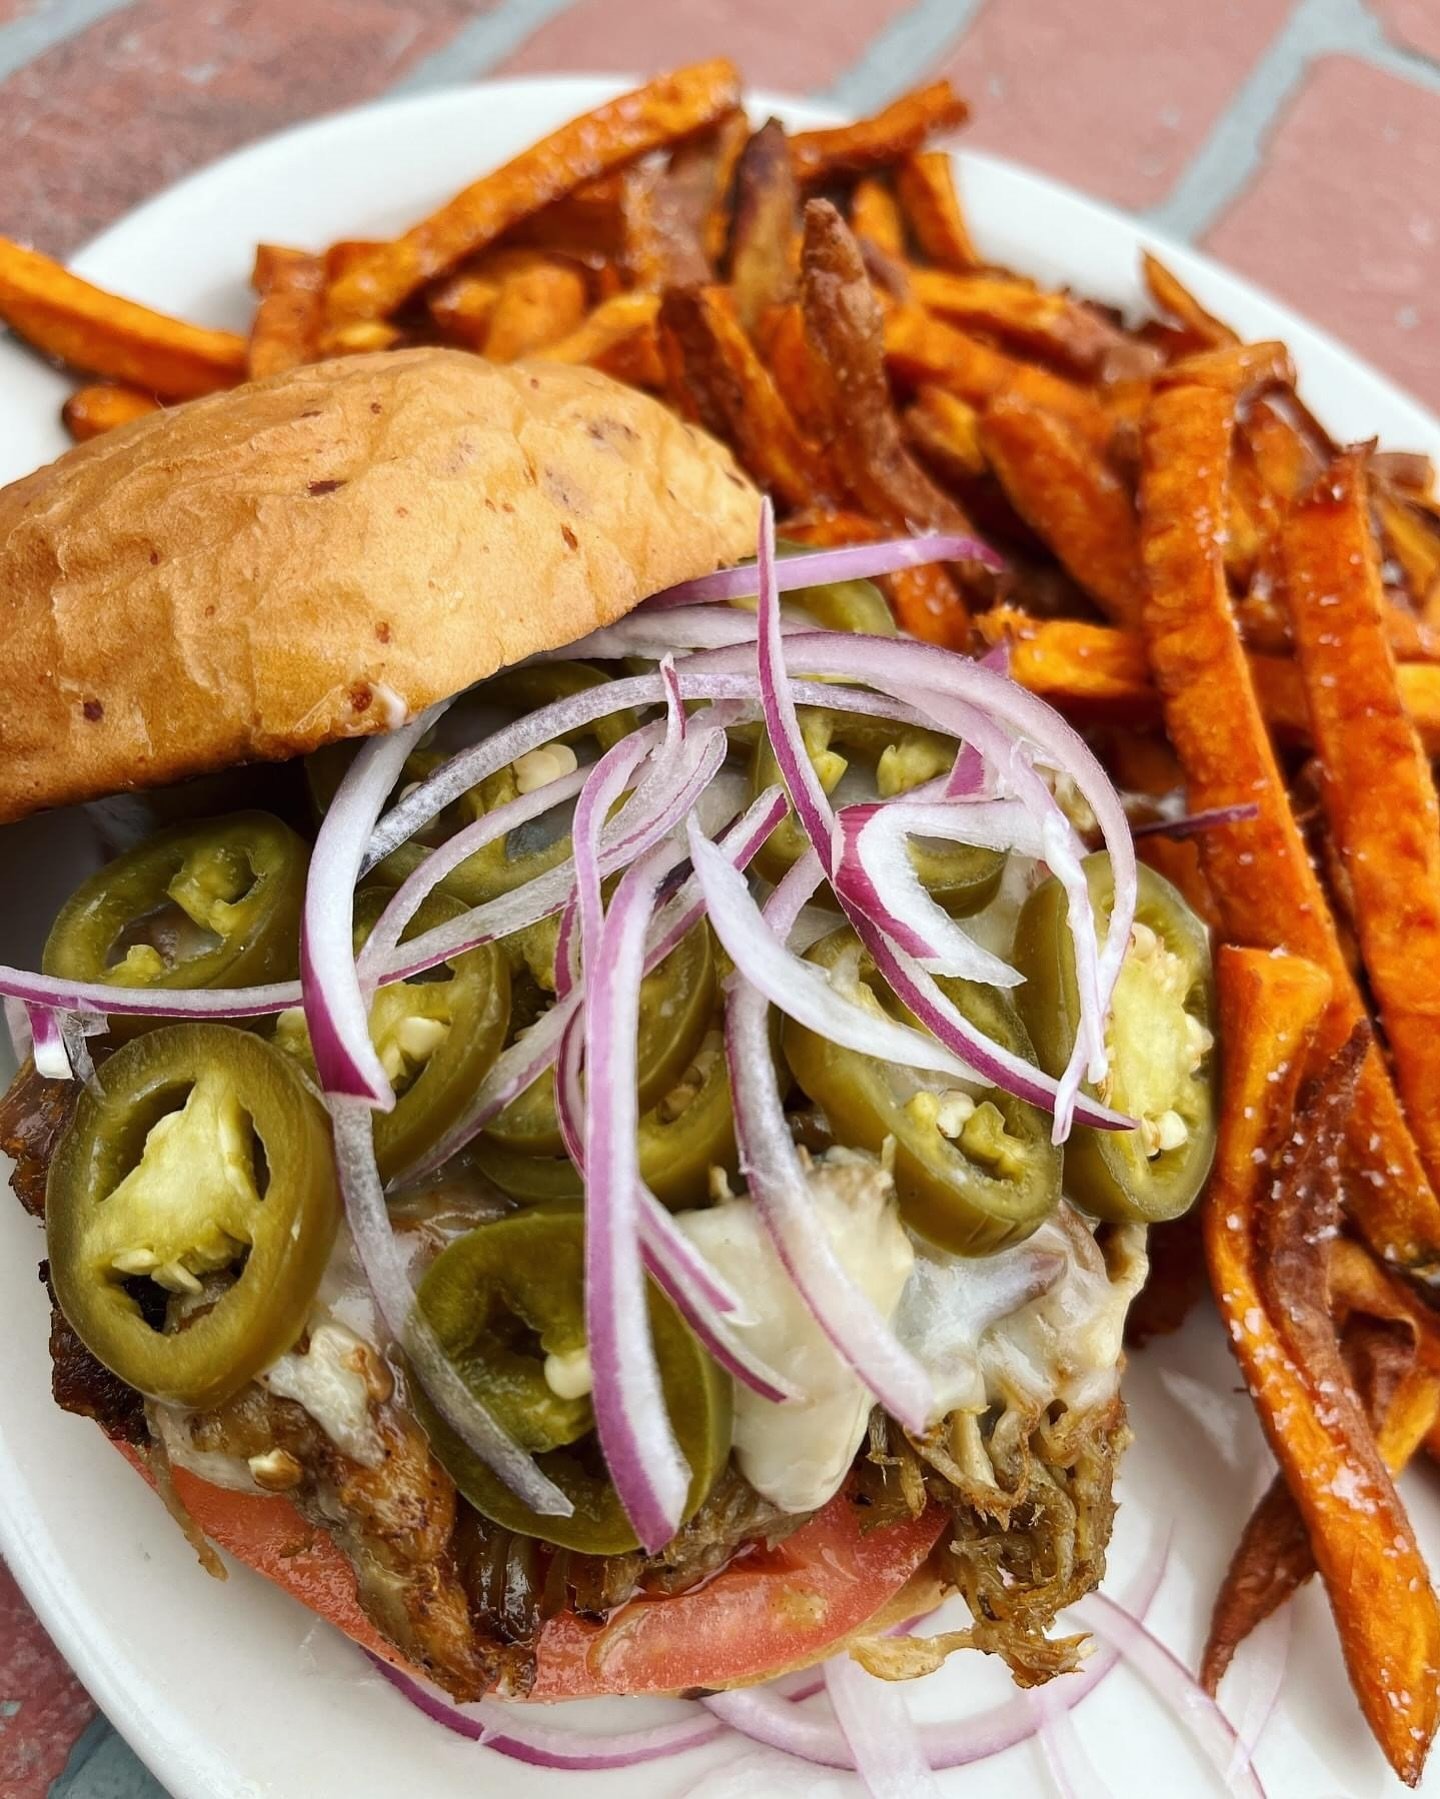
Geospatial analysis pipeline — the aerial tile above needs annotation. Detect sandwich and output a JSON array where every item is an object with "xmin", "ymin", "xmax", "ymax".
[{"xmin": 0, "ymin": 346, "xmax": 1216, "ymax": 1719}]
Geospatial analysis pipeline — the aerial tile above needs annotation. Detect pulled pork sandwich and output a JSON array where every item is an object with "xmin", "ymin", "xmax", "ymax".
[{"xmin": 0, "ymin": 346, "xmax": 1216, "ymax": 1726}]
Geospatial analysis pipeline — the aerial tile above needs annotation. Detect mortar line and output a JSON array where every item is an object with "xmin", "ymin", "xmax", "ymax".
[
  {"xmin": 0, "ymin": 0, "xmax": 135, "ymax": 83},
  {"xmin": 385, "ymin": 0, "xmax": 578, "ymax": 97},
  {"xmin": 819, "ymin": 0, "xmax": 986, "ymax": 111}
]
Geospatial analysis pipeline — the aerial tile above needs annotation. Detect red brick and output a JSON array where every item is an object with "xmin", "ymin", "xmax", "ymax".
[
  {"xmin": 0, "ymin": 0, "xmax": 482, "ymax": 254},
  {"xmin": 941, "ymin": 0, "xmax": 1293, "ymax": 210},
  {"xmin": 1375, "ymin": 0, "xmax": 1440, "ymax": 63},
  {"xmin": 498, "ymin": 0, "xmax": 915, "ymax": 95},
  {"xmin": 1206, "ymin": 56, "xmax": 1440, "ymax": 416},
  {"xmin": 0, "ymin": 1560, "xmax": 95, "ymax": 1799}
]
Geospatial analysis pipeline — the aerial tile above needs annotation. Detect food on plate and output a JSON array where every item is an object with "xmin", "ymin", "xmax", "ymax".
[{"xmin": 3, "ymin": 61, "xmax": 1440, "ymax": 1788}]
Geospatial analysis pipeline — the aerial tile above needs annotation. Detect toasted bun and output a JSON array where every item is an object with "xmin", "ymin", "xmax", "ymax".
[{"xmin": 0, "ymin": 347, "xmax": 759, "ymax": 824}]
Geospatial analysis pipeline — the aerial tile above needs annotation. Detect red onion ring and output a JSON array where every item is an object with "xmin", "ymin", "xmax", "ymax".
[
  {"xmin": 641, "ymin": 532, "xmax": 1003, "ymax": 610},
  {"xmin": 823, "ymin": 1653, "xmax": 943, "ymax": 1797}
]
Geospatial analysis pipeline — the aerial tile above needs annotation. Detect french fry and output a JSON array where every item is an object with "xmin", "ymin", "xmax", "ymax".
[
  {"xmin": 324, "ymin": 60, "xmax": 741, "ymax": 326},
  {"xmin": 482, "ymin": 260, "xmax": 588, "ymax": 362},
  {"xmin": 591, "ymin": 321, "xmax": 666, "ymax": 391},
  {"xmin": 790, "ymin": 81, "xmax": 968, "ymax": 184},
  {"xmin": 910, "ymin": 270, "xmax": 1124, "ymax": 376},
  {"xmin": 1376, "ymin": 487, "xmax": 1440, "ymax": 616},
  {"xmin": 757, "ymin": 300, "xmax": 831, "ymax": 444},
  {"xmin": 903, "ymin": 386, "xmax": 986, "ymax": 482},
  {"xmin": 698, "ymin": 112, "xmax": 750, "ymax": 270},
  {"xmin": 247, "ymin": 245, "xmax": 325, "ymax": 380},
  {"xmin": 326, "ymin": 320, "xmax": 404, "ymax": 356},
  {"xmin": 0, "ymin": 237, "xmax": 245, "ymax": 399},
  {"xmin": 728, "ymin": 120, "xmax": 799, "ymax": 334},
  {"xmin": 61, "ymin": 383, "xmax": 161, "ymax": 442},
  {"xmin": 1371, "ymin": 447, "xmax": 1436, "ymax": 498},
  {"xmin": 1139, "ymin": 371, "xmax": 1440, "ymax": 1274},
  {"xmin": 1255, "ymin": 654, "xmax": 1440, "ymax": 756},
  {"xmin": 324, "ymin": 239, "xmax": 385, "ymax": 285},
  {"xmin": 426, "ymin": 272, "xmax": 501, "ymax": 351},
  {"xmin": 894, "ymin": 149, "xmax": 979, "ymax": 270},
  {"xmin": 536, "ymin": 291, "xmax": 661, "ymax": 369},
  {"xmin": 1243, "ymin": 395, "xmax": 1324, "ymax": 501},
  {"xmin": 1141, "ymin": 250, "xmax": 1236, "ymax": 352},
  {"xmin": 1162, "ymin": 338, "xmax": 1294, "ymax": 397},
  {"xmin": 1283, "ymin": 450, "xmax": 1440, "ymax": 1196},
  {"xmin": 1204, "ymin": 947, "xmax": 1440, "ymax": 1785},
  {"xmin": 508, "ymin": 174, "xmax": 627, "ymax": 263},
  {"xmin": 979, "ymin": 394, "xmax": 1144, "ymax": 626},
  {"xmin": 883, "ymin": 304, "xmax": 1113, "ymax": 452},
  {"xmin": 850, "ymin": 176, "xmax": 905, "ymax": 260},
  {"xmin": 628, "ymin": 108, "xmax": 747, "ymax": 289},
  {"xmin": 658, "ymin": 284, "xmax": 832, "ymax": 511}
]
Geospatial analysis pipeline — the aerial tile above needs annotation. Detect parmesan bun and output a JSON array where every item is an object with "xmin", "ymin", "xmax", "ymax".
[{"xmin": 0, "ymin": 347, "xmax": 759, "ymax": 825}]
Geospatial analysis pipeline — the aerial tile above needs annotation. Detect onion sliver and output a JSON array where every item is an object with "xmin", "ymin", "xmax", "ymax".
[
  {"xmin": 823, "ymin": 1654, "xmax": 943, "ymax": 1798},
  {"xmin": 27, "ymin": 1005, "xmax": 72, "ymax": 1080},
  {"xmin": 642, "ymin": 533, "xmax": 1002, "ymax": 610}
]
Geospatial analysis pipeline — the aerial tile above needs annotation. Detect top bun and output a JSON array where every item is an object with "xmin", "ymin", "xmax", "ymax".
[{"xmin": 0, "ymin": 347, "xmax": 759, "ymax": 823}]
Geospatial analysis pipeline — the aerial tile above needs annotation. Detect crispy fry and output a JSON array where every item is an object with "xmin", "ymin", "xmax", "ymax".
[
  {"xmin": 1160, "ymin": 339, "xmax": 1294, "ymax": 398},
  {"xmin": 508, "ymin": 174, "xmax": 627, "ymax": 263},
  {"xmin": 757, "ymin": 300, "xmax": 832, "ymax": 444},
  {"xmin": 1139, "ymin": 374, "xmax": 1440, "ymax": 1274},
  {"xmin": 481, "ymin": 260, "xmax": 588, "ymax": 362},
  {"xmin": 535, "ymin": 291, "xmax": 661, "ymax": 369},
  {"xmin": 1141, "ymin": 251, "xmax": 1236, "ymax": 352},
  {"xmin": 1283, "ymin": 451, "xmax": 1440, "ymax": 1197},
  {"xmin": 1224, "ymin": 428, "xmax": 1280, "ymax": 597},
  {"xmin": 1255, "ymin": 654, "xmax": 1440, "ymax": 756},
  {"xmin": 1377, "ymin": 487, "xmax": 1440, "ymax": 616},
  {"xmin": 790, "ymin": 81, "xmax": 968, "ymax": 184},
  {"xmin": 0, "ymin": 237, "xmax": 245, "ymax": 399},
  {"xmin": 1372, "ymin": 448, "xmax": 1436, "ymax": 498},
  {"xmin": 910, "ymin": 270, "xmax": 1124, "ymax": 376},
  {"xmin": 980, "ymin": 394, "xmax": 1144, "ymax": 625},
  {"xmin": 903, "ymin": 386, "xmax": 986, "ymax": 482},
  {"xmin": 699, "ymin": 112, "xmax": 749, "ymax": 269},
  {"xmin": 247, "ymin": 245, "xmax": 325, "ymax": 380},
  {"xmin": 1243, "ymin": 396, "xmax": 1324, "ymax": 501},
  {"xmin": 659, "ymin": 284, "xmax": 831, "ymax": 511},
  {"xmin": 850, "ymin": 176, "xmax": 905, "ymax": 260},
  {"xmin": 636, "ymin": 108, "xmax": 746, "ymax": 289},
  {"xmin": 61, "ymin": 383, "xmax": 160, "ymax": 442},
  {"xmin": 590, "ymin": 320, "xmax": 665, "ymax": 390},
  {"xmin": 894, "ymin": 149, "xmax": 979, "ymax": 270},
  {"xmin": 324, "ymin": 239, "xmax": 384, "ymax": 285},
  {"xmin": 1204, "ymin": 948, "xmax": 1440, "ymax": 1784},
  {"xmin": 728, "ymin": 120, "xmax": 799, "ymax": 334},
  {"xmin": 324, "ymin": 60, "xmax": 740, "ymax": 326},
  {"xmin": 425, "ymin": 272, "xmax": 501, "ymax": 351},
  {"xmin": 618, "ymin": 147, "xmax": 712, "ymax": 293},
  {"xmin": 883, "ymin": 304, "xmax": 1112, "ymax": 452}
]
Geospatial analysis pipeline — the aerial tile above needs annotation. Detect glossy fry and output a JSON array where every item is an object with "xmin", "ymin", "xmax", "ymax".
[
  {"xmin": 1376, "ymin": 488, "xmax": 1440, "ymax": 616},
  {"xmin": 1141, "ymin": 251, "xmax": 1237, "ymax": 352},
  {"xmin": 980, "ymin": 394, "xmax": 1144, "ymax": 625},
  {"xmin": 910, "ymin": 269, "xmax": 1125, "ymax": 375},
  {"xmin": 757, "ymin": 299, "xmax": 831, "ymax": 444},
  {"xmin": 903, "ymin": 386, "xmax": 987, "ymax": 481},
  {"xmin": 425, "ymin": 272, "xmax": 501, "ymax": 351},
  {"xmin": 850, "ymin": 177, "xmax": 905, "ymax": 260},
  {"xmin": 1283, "ymin": 451, "xmax": 1440, "ymax": 1195},
  {"xmin": 1162, "ymin": 338, "xmax": 1294, "ymax": 397},
  {"xmin": 728, "ymin": 120, "xmax": 799, "ymax": 334},
  {"xmin": 0, "ymin": 236, "xmax": 245, "ymax": 399},
  {"xmin": 1243, "ymin": 396, "xmax": 1324, "ymax": 502},
  {"xmin": 658, "ymin": 283, "xmax": 831, "ymax": 511},
  {"xmin": 61, "ymin": 383, "xmax": 161, "ymax": 442},
  {"xmin": 536, "ymin": 291, "xmax": 661, "ymax": 367},
  {"xmin": 1204, "ymin": 948, "xmax": 1440, "ymax": 1785},
  {"xmin": 789, "ymin": 81, "xmax": 968, "ymax": 183},
  {"xmin": 618, "ymin": 123, "xmax": 726, "ymax": 294},
  {"xmin": 1256, "ymin": 654, "xmax": 1440, "ymax": 756},
  {"xmin": 1139, "ymin": 373, "xmax": 1440, "ymax": 1274},
  {"xmin": 324, "ymin": 60, "xmax": 740, "ymax": 325},
  {"xmin": 482, "ymin": 260, "xmax": 588, "ymax": 361},
  {"xmin": 893, "ymin": 149, "xmax": 979, "ymax": 270},
  {"xmin": 247, "ymin": 245, "xmax": 325, "ymax": 380}
]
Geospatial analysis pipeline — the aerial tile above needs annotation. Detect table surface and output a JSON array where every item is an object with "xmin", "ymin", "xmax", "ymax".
[{"xmin": 2, "ymin": 1, "xmax": 1439, "ymax": 1794}]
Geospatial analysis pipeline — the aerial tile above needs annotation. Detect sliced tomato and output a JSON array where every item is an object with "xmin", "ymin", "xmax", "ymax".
[{"xmin": 119, "ymin": 1445, "xmax": 944, "ymax": 1698}]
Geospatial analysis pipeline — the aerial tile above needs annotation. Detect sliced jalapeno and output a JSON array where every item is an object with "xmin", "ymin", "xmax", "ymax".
[
  {"xmin": 42, "ymin": 813, "xmax": 307, "ymax": 1024},
  {"xmin": 1014, "ymin": 854, "xmax": 1217, "ymax": 1225},
  {"xmin": 750, "ymin": 708, "xmax": 1005, "ymax": 915},
  {"xmin": 783, "ymin": 927, "xmax": 1060, "ymax": 1254},
  {"xmin": 414, "ymin": 1208, "xmax": 731, "ymax": 1554},
  {"xmin": 46, "ymin": 1023, "xmax": 340, "ymax": 1410},
  {"xmin": 275, "ymin": 887, "xmax": 510, "ymax": 1186},
  {"xmin": 730, "ymin": 544, "xmax": 897, "ymax": 637}
]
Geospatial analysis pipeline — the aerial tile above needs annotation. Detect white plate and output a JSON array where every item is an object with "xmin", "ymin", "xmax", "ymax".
[{"xmin": 1, "ymin": 77, "xmax": 1436, "ymax": 1799}]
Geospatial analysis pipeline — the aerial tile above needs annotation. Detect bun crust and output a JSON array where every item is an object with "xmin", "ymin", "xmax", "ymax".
[{"xmin": 0, "ymin": 347, "xmax": 759, "ymax": 822}]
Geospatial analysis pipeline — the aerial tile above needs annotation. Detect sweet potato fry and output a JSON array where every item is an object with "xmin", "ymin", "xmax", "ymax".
[
  {"xmin": 1243, "ymin": 395, "xmax": 1324, "ymax": 502},
  {"xmin": 247, "ymin": 245, "xmax": 325, "ymax": 380},
  {"xmin": 324, "ymin": 60, "xmax": 740, "ymax": 326},
  {"xmin": 1164, "ymin": 339, "xmax": 1295, "ymax": 398},
  {"xmin": 698, "ymin": 112, "xmax": 749, "ymax": 269},
  {"xmin": 1224, "ymin": 428, "xmax": 1280, "ymax": 597},
  {"xmin": 0, "ymin": 237, "xmax": 245, "ymax": 399},
  {"xmin": 893, "ymin": 149, "xmax": 979, "ymax": 270},
  {"xmin": 799, "ymin": 203, "xmax": 975, "ymax": 584},
  {"xmin": 618, "ymin": 119, "xmax": 731, "ymax": 294},
  {"xmin": 910, "ymin": 270, "xmax": 1125, "ymax": 376},
  {"xmin": 1283, "ymin": 451, "xmax": 1440, "ymax": 1196},
  {"xmin": 757, "ymin": 300, "xmax": 831, "ymax": 444},
  {"xmin": 659, "ymin": 284, "xmax": 832, "ymax": 511},
  {"xmin": 326, "ymin": 320, "xmax": 404, "ymax": 356},
  {"xmin": 1376, "ymin": 487, "xmax": 1440, "ymax": 616},
  {"xmin": 535, "ymin": 292, "xmax": 661, "ymax": 368},
  {"xmin": 324, "ymin": 239, "xmax": 385, "ymax": 285},
  {"xmin": 903, "ymin": 386, "xmax": 986, "ymax": 481},
  {"xmin": 61, "ymin": 383, "xmax": 160, "ymax": 442},
  {"xmin": 425, "ymin": 272, "xmax": 501, "ymax": 351},
  {"xmin": 979, "ymin": 394, "xmax": 1144, "ymax": 625},
  {"xmin": 1204, "ymin": 947, "xmax": 1440, "ymax": 1785},
  {"xmin": 850, "ymin": 176, "xmax": 905, "ymax": 260},
  {"xmin": 1141, "ymin": 250, "xmax": 1236, "ymax": 352},
  {"xmin": 1255, "ymin": 654, "xmax": 1440, "ymax": 756},
  {"xmin": 790, "ymin": 82, "xmax": 968, "ymax": 184},
  {"xmin": 883, "ymin": 305, "xmax": 1112, "ymax": 452},
  {"xmin": 590, "ymin": 321, "xmax": 666, "ymax": 390},
  {"xmin": 482, "ymin": 259, "xmax": 588, "ymax": 362},
  {"xmin": 1371, "ymin": 448, "xmax": 1436, "ymax": 497},
  {"xmin": 728, "ymin": 120, "xmax": 799, "ymax": 334},
  {"xmin": 1139, "ymin": 373, "xmax": 1440, "ymax": 1274},
  {"xmin": 508, "ymin": 174, "xmax": 627, "ymax": 263}
]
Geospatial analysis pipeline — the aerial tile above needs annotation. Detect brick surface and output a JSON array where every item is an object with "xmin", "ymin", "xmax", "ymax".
[
  {"xmin": 1374, "ymin": 0, "xmax": 1440, "ymax": 64},
  {"xmin": 940, "ymin": 0, "xmax": 1294, "ymax": 210},
  {"xmin": 497, "ymin": 0, "xmax": 914, "ymax": 94},
  {"xmin": 1206, "ymin": 55, "xmax": 1440, "ymax": 414},
  {"xmin": 0, "ymin": 0, "xmax": 482, "ymax": 255},
  {"xmin": 0, "ymin": 1559, "xmax": 96, "ymax": 1799}
]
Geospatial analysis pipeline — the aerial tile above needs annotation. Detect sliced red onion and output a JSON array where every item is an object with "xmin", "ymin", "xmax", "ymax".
[
  {"xmin": 1072, "ymin": 1592, "xmax": 1267, "ymax": 1799},
  {"xmin": 329, "ymin": 1099, "xmax": 571, "ymax": 1517},
  {"xmin": 1224, "ymin": 1607, "xmax": 1290, "ymax": 1783},
  {"xmin": 642, "ymin": 532, "xmax": 1003, "ymax": 610},
  {"xmin": 28, "ymin": 1006, "xmax": 72, "ymax": 1081},
  {"xmin": 823, "ymin": 1653, "xmax": 943, "ymax": 1798},
  {"xmin": 4, "ymin": 998, "xmax": 32, "ymax": 1067},
  {"xmin": 1130, "ymin": 802, "xmax": 1260, "ymax": 842},
  {"xmin": 1031, "ymin": 1682, "xmax": 1113, "ymax": 1799},
  {"xmin": 724, "ymin": 853, "xmax": 934, "ymax": 1434},
  {"xmin": 58, "ymin": 1015, "xmax": 103, "ymax": 1094}
]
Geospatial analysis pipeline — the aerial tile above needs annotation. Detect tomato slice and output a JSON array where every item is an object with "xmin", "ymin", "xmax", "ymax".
[{"xmin": 119, "ymin": 1446, "xmax": 945, "ymax": 1698}]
